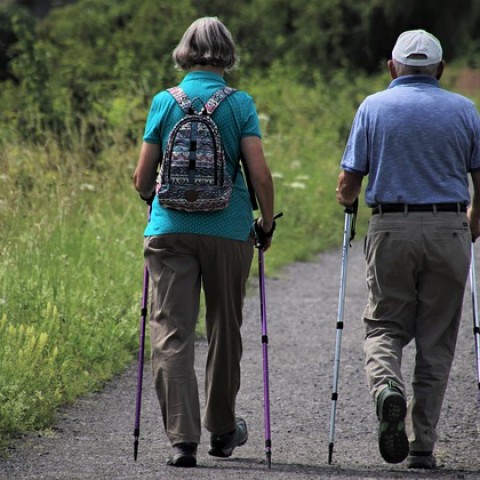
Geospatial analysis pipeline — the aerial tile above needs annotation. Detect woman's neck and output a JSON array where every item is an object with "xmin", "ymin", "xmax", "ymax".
[{"xmin": 190, "ymin": 65, "xmax": 225, "ymax": 76}]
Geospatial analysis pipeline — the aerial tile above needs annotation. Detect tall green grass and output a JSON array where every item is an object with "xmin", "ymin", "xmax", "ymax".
[{"xmin": 0, "ymin": 142, "xmax": 147, "ymax": 440}]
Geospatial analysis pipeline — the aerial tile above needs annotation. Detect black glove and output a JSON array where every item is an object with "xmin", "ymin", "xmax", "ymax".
[{"xmin": 253, "ymin": 213, "xmax": 283, "ymax": 249}]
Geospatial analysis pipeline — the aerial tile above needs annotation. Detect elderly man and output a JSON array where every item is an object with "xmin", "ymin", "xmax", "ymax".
[{"xmin": 336, "ymin": 29, "xmax": 480, "ymax": 469}]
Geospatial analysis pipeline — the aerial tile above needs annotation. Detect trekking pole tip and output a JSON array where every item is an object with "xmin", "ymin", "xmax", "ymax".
[
  {"xmin": 134, "ymin": 439, "xmax": 139, "ymax": 461},
  {"xmin": 328, "ymin": 442, "xmax": 334, "ymax": 464},
  {"xmin": 266, "ymin": 451, "xmax": 272, "ymax": 469}
]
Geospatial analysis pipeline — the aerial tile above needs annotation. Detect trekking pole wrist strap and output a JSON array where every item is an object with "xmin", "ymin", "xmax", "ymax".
[
  {"xmin": 264, "ymin": 212, "xmax": 283, "ymax": 237},
  {"xmin": 254, "ymin": 213, "xmax": 283, "ymax": 247},
  {"xmin": 264, "ymin": 221, "xmax": 276, "ymax": 238}
]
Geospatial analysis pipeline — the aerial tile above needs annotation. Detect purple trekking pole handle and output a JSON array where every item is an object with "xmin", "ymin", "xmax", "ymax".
[
  {"xmin": 258, "ymin": 246, "xmax": 272, "ymax": 468},
  {"xmin": 133, "ymin": 206, "xmax": 151, "ymax": 461}
]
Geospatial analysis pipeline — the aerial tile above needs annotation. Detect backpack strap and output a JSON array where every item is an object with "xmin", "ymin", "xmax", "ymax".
[
  {"xmin": 203, "ymin": 87, "xmax": 236, "ymax": 115},
  {"xmin": 168, "ymin": 86, "xmax": 236, "ymax": 115},
  {"xmin": 167, "ymin": 86, "xmax": 193, "ymax": 113}
]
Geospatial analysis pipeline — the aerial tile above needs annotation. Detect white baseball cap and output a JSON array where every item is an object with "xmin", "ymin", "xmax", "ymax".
[{"xmin": 392, "ymin": 29, "xmax": 442, "ymax": 66}]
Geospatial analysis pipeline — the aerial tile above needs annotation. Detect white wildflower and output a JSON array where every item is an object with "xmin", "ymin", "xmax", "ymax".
[
  {"xmin": 291, "ymin": 160, "xmax": 302, "ymax": 169},
  {"xmin": 289, "ymin": 182, "xmax": 306, "ymax": 189}
]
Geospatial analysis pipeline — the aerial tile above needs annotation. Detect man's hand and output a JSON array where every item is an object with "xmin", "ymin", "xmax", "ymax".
[{"xmin": 468, "ymin": 206, "xmax": 480, "ymax": 241}]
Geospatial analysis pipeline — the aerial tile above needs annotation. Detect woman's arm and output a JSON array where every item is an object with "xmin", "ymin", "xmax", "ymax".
[
  {"xmin": 241, "ymin": 136, "xmax": 275, "ymax": 247},
  {"xmin": 133, "ymin": 142, "xmax": 162, "ymax": 200}
]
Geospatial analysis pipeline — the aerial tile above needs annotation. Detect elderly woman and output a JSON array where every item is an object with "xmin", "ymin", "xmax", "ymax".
[{"xmin": 133, "ymin": 17, "xmax": 275, "ymax": 468}]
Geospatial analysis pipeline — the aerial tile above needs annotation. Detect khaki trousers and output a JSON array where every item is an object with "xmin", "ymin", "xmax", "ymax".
[
  {"xmin": 363, "ymin": 211, "xmax": 470, "ymax": 452},
  {"xmin": 144, "ymin": 233, "xmax": 253, "ymax": 446}
]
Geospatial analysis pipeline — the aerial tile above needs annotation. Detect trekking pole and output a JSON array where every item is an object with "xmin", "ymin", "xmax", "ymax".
[
  {"xmin": 254, "ymin": 212, "xmax": 283, "ymax": 469},
  {"xmin": 134, "ymin": 206, "xmax": 151, "ymax": 461},
  {"xmin": 328, "ymin": 198, "xmax": 358, "ymax": 465},
  {"xmin": 469, "ymin": 241, "xmax": 480, "ymax": 395}
]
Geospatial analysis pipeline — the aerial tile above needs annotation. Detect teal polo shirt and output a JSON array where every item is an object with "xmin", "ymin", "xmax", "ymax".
[{"xmin": 142, "ymin": 71, "xmax": 261, "ymax": 241}]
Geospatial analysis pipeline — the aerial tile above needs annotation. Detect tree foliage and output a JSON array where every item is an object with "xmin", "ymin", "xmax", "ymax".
[{"xmin": 0, "ymin": 0, "xmax": 479, "ymax": 148}]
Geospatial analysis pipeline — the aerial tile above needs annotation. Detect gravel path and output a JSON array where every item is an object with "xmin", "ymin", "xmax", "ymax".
[{"xmin": 2, "ymin": 239, "xmax": 480, "ymax": 479}]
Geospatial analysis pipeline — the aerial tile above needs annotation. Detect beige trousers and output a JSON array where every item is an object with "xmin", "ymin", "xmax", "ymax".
[
  {"xmin": 363, "ymin": 211, "xmax": 470, "ymax": 452},
  {"xmin": 144, "ymin": 233, "xmax": 253, "ymax": 447}
]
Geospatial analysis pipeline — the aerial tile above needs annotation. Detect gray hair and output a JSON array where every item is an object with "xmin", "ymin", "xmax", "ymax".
[
  {"xmin": 392, "ymin": 59, "xmax": 440, "ymax": 77},
  {"xmin": 172, "ymin": 17, "xmax": 239, "ymax": 71}
]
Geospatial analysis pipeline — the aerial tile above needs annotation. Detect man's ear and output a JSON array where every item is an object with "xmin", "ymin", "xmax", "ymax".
[
  {"xmin": 387, "ymin": 59, "xmax": 398, "ymax": 79},
  {"xmin": 436, "ymin": 60, "xmax": 446, "ymax": 80}
]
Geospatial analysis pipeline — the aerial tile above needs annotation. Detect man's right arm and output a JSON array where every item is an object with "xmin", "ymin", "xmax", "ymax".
[{"xmin": 336, "ymin": 170, "xmax": 363, "ymax": 206}]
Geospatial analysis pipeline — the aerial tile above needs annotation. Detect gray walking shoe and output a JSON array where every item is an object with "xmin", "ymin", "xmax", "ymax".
[
  {"xmin": 167, "ymin": 442, "xmax": 197, "ymax": 467},
  {"xmin": 407, "ymin": 452, "xmax": 437, "ymax": 469},
  {"xmin": 376, "ymin": 385, "xmax": 409, "ymax": 464},
  {"xmin": 209, "ymin": 417, "xmax": 248, "ymax": 458}
]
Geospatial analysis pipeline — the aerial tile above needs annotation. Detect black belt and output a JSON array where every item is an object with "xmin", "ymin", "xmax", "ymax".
[{"xmin": 371, "ymin": 203, "xmax": 467, "ymax": 215}]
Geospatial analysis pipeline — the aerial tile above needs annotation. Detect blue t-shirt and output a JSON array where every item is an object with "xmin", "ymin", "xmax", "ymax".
[
  {"xmin": 143, "ymin": 71, "xmax": 261, "ymax": 240},
  {"xmin": 341, "ymin": 75, "xmax": 480, "ymax": 206}
]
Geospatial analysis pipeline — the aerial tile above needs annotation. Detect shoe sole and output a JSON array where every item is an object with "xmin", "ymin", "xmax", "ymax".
[
  {"xmin": 378, "ymin": 393, "xmax": 409, "ymax": 464},
  {"xmin": 407, "ymin": 456, "xmax": 436, "ymax": 469},
  {"xmin": 167, "ymin": 454, "xmax": 197, "ymax": 468},
  {"xmin": 208, "ymin": 434, "xmax": 248, "ymax": 458}
]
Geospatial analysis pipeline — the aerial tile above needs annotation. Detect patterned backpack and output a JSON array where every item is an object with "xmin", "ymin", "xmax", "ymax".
[{"xmin": 156, "ymin": 86, "xmax": 236, "ymax": 212}]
